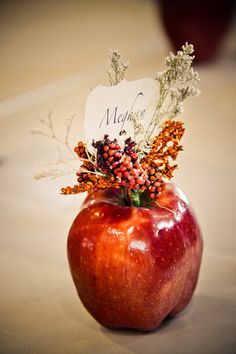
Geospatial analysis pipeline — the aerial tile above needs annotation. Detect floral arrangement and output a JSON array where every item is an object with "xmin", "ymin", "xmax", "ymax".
[{"xmin": 33, "ymin": 43, "xmax": 200, "ymax": 207}]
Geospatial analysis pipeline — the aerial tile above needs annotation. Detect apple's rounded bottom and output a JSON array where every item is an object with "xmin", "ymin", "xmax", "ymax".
[
  {"xmin": 99, "ymin": 321, "xmax": 162, "ymax": 332},
  {"xmin": 88, "ymin": 290, "xmax": 196, "ymax": 332},
  {"xmin": 92, "ymin": 307, "xmax": 189, "ymax": 332},
  {"xmin": 98, "ymin": 315, "xmax": 173, "ymax": 332}
]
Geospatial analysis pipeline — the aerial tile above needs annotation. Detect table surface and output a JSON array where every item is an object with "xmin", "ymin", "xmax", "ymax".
[{"xmin": 0, "ymin": 1, "xmax": 236, "ymax": 353}]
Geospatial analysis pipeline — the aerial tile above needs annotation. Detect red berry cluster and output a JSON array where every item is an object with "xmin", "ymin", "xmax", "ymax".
[
  {"xmin": 113, "ymin": 156, "xmax": 150, "ymax": 192},
  {"xmin": 92, "ymin": 135, "xmax": 123, "ymax": 174},
  {"xmin": 74, "ymin": 141, "xmax": 87, "ymax": 159},
  {"xmin": 143, "ymin": 164, "xmax": 162, "ymax": 199},
  {"xmin": 124, "ymin": 137, "xmax": 138, "ymax": 163},
  {"xmin": 76, "ymin": 170, "xmax": 89, "ymax": 184},
  {"xmin": 74, "ymin": 141, "xmax": 95, "ymax": 185},
  {"xmin": 73, "ymin": 136, "xmax": 163, "ymax": 197},
  {"xmin": 91, "ymin": 135, "xmax": 152, "ymax": 193},
  {"xmin": 62, "ymin": 120, "xmax": 185, "ymax": 200}
]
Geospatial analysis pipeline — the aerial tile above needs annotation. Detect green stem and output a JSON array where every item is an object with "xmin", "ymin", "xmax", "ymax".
[{"xmin": 130, "ymin": 191, "xmax": 142, "ymax": 207}]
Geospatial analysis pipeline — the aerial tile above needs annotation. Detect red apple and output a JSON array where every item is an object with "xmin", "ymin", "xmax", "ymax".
[{"xmin": 67, "ymin": 183, "xmax": 203, "ymax": 331}]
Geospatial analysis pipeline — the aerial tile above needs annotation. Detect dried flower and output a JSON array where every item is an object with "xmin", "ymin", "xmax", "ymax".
[
  {"xmin": 34, "ymin": 44, "xmax": 199, "ymax": 204},
  {"xmin": 145, "ymin": 43, "xmax": 200, "ymax": 142},
  {"xmin": 141, "ymin": 120, "xmax": 185, "ymax": 198},
  {"xmin": 61, "ymin": 120, "xmax": 184, "ymax": 199},
  {"xmin": 107, "ymin": 49, "xmax": 129, "ymax": 86}
]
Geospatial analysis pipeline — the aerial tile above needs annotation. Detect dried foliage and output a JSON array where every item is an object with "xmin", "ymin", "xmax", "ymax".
[
  {"xmin": 142, "ymin": 120, "xmax": 185, "ymax": 181},
  {"xmin": 61, "ymin": 141, "xmax": 119, "ymax": 195},
  {"xmin": 145, "ymin": 43, "xmax": 200, "ymax": 142},
  {"xmin": 107, "ymin": 50, "xmax": 129, "ymax": 86},
  {"xmin": 34, "ymin": 44, "xmax": 199, "ymax": 203}
]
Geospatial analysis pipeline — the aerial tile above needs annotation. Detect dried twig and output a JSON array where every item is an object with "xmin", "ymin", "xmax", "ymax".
[
  {"xmin": 107, "ymin": 49, "xmax": 129, "ymax": 86},
  {"xmin": 31, "ymin": 111, "xmax": 75, "ymax": 157},
  {"xmin": 145, "ymin": 43, "xmax": 200, "ymax": 142}
]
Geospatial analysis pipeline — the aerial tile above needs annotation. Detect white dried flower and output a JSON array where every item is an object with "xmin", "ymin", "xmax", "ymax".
[
  {"xmin": 107, "ymin": 49, "xmax": 129, "ymax": 86},
  {"xmin": 145, "ymin": 43, "xmax": 200, "ymax": 141}
]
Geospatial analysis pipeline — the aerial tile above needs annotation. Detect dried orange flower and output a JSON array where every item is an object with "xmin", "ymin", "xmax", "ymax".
[
  {"xmin": 61, "ymin": 174, "xmax": 119, "ymax": 195},
  {"xmin": 141, "ymin": 120, "xmax": 185, "ymax": 197}
]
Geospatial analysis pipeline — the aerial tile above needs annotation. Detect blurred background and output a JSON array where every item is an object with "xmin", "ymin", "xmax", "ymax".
[{"xmin": 0, "ymin": 1, "xmax": 235, "ymax": 353}]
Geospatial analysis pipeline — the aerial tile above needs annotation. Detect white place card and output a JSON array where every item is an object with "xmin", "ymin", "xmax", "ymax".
[{"xmin": 84, "ymin": 79, "xmax": 158, "ymax": 149}]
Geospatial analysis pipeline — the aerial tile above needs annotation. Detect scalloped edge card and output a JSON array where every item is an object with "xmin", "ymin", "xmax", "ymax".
[{"xmin": 84, "ymin": 79, "xmax": 158, "ymax": 149}]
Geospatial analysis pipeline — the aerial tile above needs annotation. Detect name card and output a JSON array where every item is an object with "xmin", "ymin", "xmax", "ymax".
[{"xmin": 84, "ymin": 79, "xmax": 158, "ymax": 149}]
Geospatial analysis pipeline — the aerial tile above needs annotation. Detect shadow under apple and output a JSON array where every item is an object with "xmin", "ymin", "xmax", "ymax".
[{"xmin": 61, "ymin": 294, "xmax": 236, "ymax": 354}]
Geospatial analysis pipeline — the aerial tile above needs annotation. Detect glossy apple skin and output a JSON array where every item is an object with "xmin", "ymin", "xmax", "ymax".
[{"xmin": 67, "ymin": 183, "xmax": 203, "ymax": 331}]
